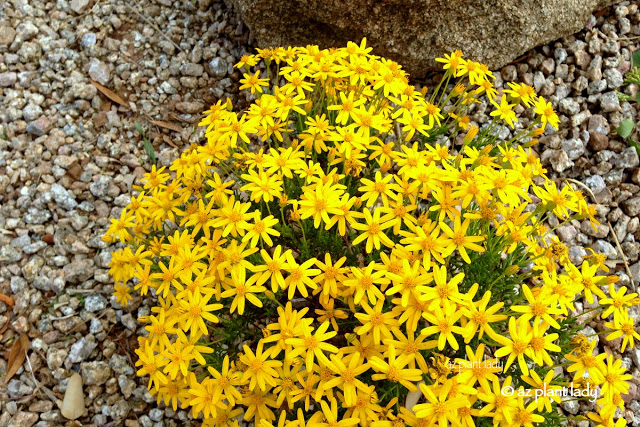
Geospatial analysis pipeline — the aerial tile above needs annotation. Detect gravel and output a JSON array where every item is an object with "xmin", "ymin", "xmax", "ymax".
[
  {"xmin": 0, "ymin": 0, "xmax": 250, "ymax": 424},
  {"xmin": 1, "ymin": 0, "xmax": 639, "ymax": 425}
]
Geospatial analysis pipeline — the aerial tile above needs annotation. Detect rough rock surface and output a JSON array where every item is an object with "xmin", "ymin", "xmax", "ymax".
[
  {"xmin": 230, "ymin": 0, "xmax": 618, "ymax": 76},
  {"xmin": 1, "ymin": 0, "xmax": 640, "ymax": 425}
]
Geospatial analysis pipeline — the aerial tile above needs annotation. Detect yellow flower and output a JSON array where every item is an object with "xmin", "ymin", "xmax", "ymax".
[
  {"xmin": 188, "ymin": 376, "xmax": 226, "ymax": 420},
  {"xmin": 326, "ymin": 193, "xmax": 359, "ymax": 236},
  {"xmin": 459, "ymin": 289, "xmax": 506, "ymax": 342},
  {"xmin": 566, "ymin": 260, "xmax": 607, "ymax": 304},
  {"xmin": 421, "ymin": 304, "xmax": 465, "ymax": 350},
  {"xmin": 252, "ymin": 245, "xmax": 291, "ymax": 292},
  {"xmin": 310, "ymin": 398, "xmax": 360, "ymax": 427},
  {"xmin": 157, "ymin": 375, "xmax": 190, "ymax": 412},
  {"xmin": 494, "ymin": 317, "xmax": 533, "ymax": 375},
  {"xmin": 352, "ymin": 208, "xmax": 395, "ymax": 253},
  {"xmin": 397, "ymin": 110, "xmax": 431, "ymax": 141},
  {"xmin": 242, "ymin": 211, "xmax": 281, "ymax": 247},
  {"xmin": 290, "ymin": 372, "xmax": 320, "ymax": 411},
  {"xmin": 399, "ymin": 220, "xmax": 448, "ymax": 270},
  {"xmin": 504, "ymin": 82, "xmax": 536, "ymax": 107},
  {"xmin": 456, "ymin": 59, "xmax": 487, "ymax": 85},
  {"xmin": 240, "ymin": 169, "xmax": 283, "ymax": 203},
  {"xmin": 533, "ymin": 96, "xmax": 559, "ymax": 129},
  {"xmin": 178, "ymin": 289, "xmax": 223, "ymax": 336},
  {"xmin": 490, "ymin": 95, "xmax": 517, "ymax": 128},
  {"xmin": 327, "ymin": 91, "xmax": 366, "ymax": 125},
  {"xmin": 214, "ymin": 198, "xmax": 252, "ymax": 237},
  {"xmin": 284, "ymin": 254, "xmax": 320, "ymax": 299},
  {"xmin": 286, "ymin": 321, "xmax": 339, "ymax": 372},
  {"xmin": 384, "ymin": 328, "xmax": 434, "ymax": 372},
  {"xmin": 314, "ymin": 253, "xmax": 347, "ymax": 298},
  {"xmin": 355, "ymin": 300, "xmax": 399, "ymax": 344},
  {"xmin": 385, "ymin": 259, "xmax": 430, "ymax": 308},
  {"xmin": 521, "ymin": 369, "xmax": 561, "ymax": 412},
  {"xmin": 600, "ymin": 284, "xmax": 639, "ymax": 319},
  {"xmin": 511, "ymin": 397, "xmax": 546, "ymax": 427},
  {"xmin": 298, "ymin": 182, "xmax": 343, "ymax": 228},
  {"xmin": 605, "ymin": 314, "xmax": 640, "ymax": 352},
  {"xmin": 235, "ymin": 54, "xmax": 258, "ymax": 69},
  {"xmin": 144, "ymin": 308, "xmax": 177, "ymax": 347},
  {"xmin": 151, "ymin": 258, "xmax": 183, "ymax": 298},
  {"xmin": 412, "ymin": 381, "xmax": 470, "ymax": 424},
  {"xmin": 439, "ymin": 216, "xmax": 485, "ymax": 263},
  {"xmin": 565, "ymin": 342, "xmax": 607, "ymax": 383},
  {"xmin": 511, "ymin": 284, "xmax": 562, "ymax": 329},
  {"xmin": 219, "ymin": 113, "xmax": 258, "ymax": 147},
  {"xmin": 477, "ymin": 376, "xmax": 519, "ymax": 423},
  {"xmin": 240, "ymin": 341, "xmax": 282, "ymax": 391},
  {"xmin": 113, "ymin": 282, "xmax": 132, "ymax": 306},
  {"xmin": 239, "ymin": 70, "xmax": 270, "ymax": 94},
  {"xmin": 323, "ymin": 353, "xmax": 371, "ymax": 407},
  {"xmin": 359, "ymin": 171, "xmax": 400, "ymax": 207},
  {"xmin": 221, "ymin": 266, "xmax": 265, "ymax": 315},
  {"xmin": 455, "ymin": 344, "xmax": 501, "ymax": 392},
  {"xmin": 272, "ymin": 363, "xmax": 301, "ymax": 409},
  {"xmin": 207, "ymin": 355, "xmax": 242, "ymax": 405},
  {"xmin": 526, "ymin": 321, "xmax": 560, "ymax": 367},
  {"xmin": 106, "ymin": 208, "xmax": 136, "ymax": 243},
  {"xmin": 435, "ymin": 50, "xmax": 463, "ymax": 74},
  {"xmin": 315, "ymin": 298, "xmax": 348, "ymax": 331},
  {"xmin": 162, "ymin": 338, "xmax": 195, "ymax": 380},
  {"xmin": 344, "ymin": 262, "xmax": 388, "ymax": 305},
  {"xmin": 241, "ymin": 388, "xmax": 277, "ymax": 424},
  {"xmin": 135, "ymin": 340, "xmax": 168, "ymax": 391},
  {"xmin": 370, "ymin": 344, "xmax": 422, "ymax": 391},
  {"xmin": 598, "ymin": 355, "xmax": 632, "ymax": 400}
]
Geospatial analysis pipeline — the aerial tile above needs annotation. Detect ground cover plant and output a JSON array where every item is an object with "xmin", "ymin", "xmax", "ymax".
[{"xmin": 105, "ymin": 41, "xmax": 639, "ymax": 427}]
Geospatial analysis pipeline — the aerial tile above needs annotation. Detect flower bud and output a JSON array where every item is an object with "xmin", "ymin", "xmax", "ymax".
[{"xmin": 506, "ymin": 265, "xmax": 519, "ymax": 275}]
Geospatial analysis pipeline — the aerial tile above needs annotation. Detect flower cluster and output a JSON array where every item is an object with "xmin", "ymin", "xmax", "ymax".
[{"xmin": 105, "ymin": 42, "xmax": 639, "ymax": 427}]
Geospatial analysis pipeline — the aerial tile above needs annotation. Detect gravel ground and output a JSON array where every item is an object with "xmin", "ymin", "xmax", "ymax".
[{"xmin": 0, "ymin": 0, "xmax": 639, "ymax": 426}]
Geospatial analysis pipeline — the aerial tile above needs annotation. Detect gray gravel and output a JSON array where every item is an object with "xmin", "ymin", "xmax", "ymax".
[
  {"xmin": 0, "ymin": 0, "xmax": 250, "ymax": 425},
  {"xmin": 1, "ymin": 0, "xmax": 640, "ymax": 426}
]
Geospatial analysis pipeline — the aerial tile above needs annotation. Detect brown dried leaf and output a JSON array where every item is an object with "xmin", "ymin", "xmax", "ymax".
[
  {"xmin": 168, "ymin": 112, "xmax": 196, "ymax": 123},
  {"xmin": 149, "ymin": 119, "xmax": 182, "ymax": 133},
  {"xmin": 0, "ymin": 293, "xmax": 14, "ymax": 307},
  {"xmin": 89, "ymin": 80, "xmax": 130, "ymax": 109},
  {"xmin": 65, "ymin": 162, "xmax": 83, "ymax": 181},
  {"xmin": 100, "ymin": 100, "xmax": 112, "ymax": 113},
  {"xmin": 162, "ymin": 135, "xmax": 179, "ymax": 149},
  {"xmin": 5, "ymin": 334, "xmax": 29, "ymax": 384},
  {"xmin": 594, "ymin": 8, "xmax": 607, "ymax": 18},
  {"xmin": 93, "ymin": 111, "xmax": 108, "ymax": 129}
]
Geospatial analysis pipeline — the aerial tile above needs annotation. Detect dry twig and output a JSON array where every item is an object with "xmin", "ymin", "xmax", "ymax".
[
  {"xmin": 565, "ymin": 178, "xmax": 635, "ymax": 286},
  {"xmin": 127, "ymin": 4, "xmax": 186, "ymax": 55}
]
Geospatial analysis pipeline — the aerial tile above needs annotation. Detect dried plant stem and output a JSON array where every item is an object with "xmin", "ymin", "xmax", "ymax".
[
  {"xmin": 565, "ymin": 178, "xmax": 634, "ymax": 285},
  {"xmin": 127, "ymin": 4, "xmax": 187, "ymax": 56}
]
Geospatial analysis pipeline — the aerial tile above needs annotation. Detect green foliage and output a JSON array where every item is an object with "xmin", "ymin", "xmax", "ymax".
[
  {"xmin": 614, "ymin": 49, "xmax": 640, "ymax": 155},
  {"xmin": 135, "ymin": 122, "xmax": 156, "ymax": 165},
  {"xmin": 633, "ymin": 48, "xmax": 640, "ymax": 69},
  {"xmin": 616, "ymin": 118, "xmax": 635, "ymax": 139}
]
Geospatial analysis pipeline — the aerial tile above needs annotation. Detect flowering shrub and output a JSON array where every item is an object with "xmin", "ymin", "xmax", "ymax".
[{"xmin": 105, "ymin": 41, "xmax": 639, "ymax": 427}]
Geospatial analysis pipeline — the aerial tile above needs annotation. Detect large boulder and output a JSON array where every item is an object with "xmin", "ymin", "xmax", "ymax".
[{"xmin": 231, "ymin": 0, "xmax": 616, "ymax": 76}]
